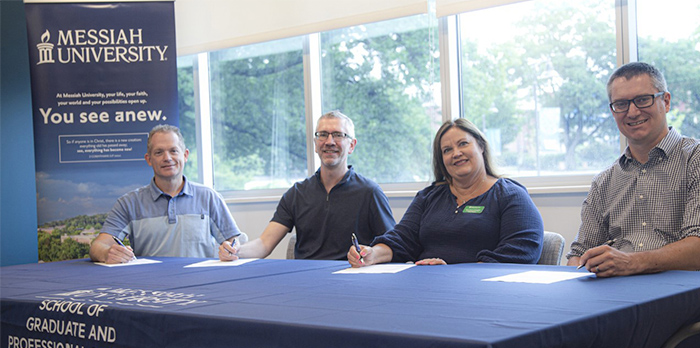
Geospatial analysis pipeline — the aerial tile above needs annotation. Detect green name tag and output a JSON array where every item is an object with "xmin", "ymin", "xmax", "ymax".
[{"xmin": 462, "ymin": 205, "xmax": 485, "ymax": 214}]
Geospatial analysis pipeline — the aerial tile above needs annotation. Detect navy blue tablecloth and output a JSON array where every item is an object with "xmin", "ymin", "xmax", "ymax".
[{"xmin": 2, "ymin": 258, "xmax": 700, "ymax": 348}]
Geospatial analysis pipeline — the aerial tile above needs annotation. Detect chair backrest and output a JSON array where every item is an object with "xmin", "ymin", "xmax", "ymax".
[
  {"xmin": 286, "ymin": 233, "xmax": 297, "ymax": 259},
  {"xmin": 537, "ymin": 231, "xmax": 566, "ymax": 265},
  {"xmin": 284, "ymin": 231, "xmax": 566, "ymax": 263}
]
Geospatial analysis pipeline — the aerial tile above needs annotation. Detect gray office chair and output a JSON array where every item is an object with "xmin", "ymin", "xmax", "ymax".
[
  {"xmin": 286, "ymin": 233, "xmax": 296, "ymax": 259},
  {"xmin": 662, "ymin": 322, "xmax": 700, "ymax": 348},
  {"xmin": 537, "ymin": 231, "xmax": 566, "ymax": 265}
]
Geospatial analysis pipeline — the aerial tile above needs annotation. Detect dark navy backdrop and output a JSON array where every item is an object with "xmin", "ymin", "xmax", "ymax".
[{"xmin": 24, "ymin": 1, "xmax": 178, "ymax": 226}]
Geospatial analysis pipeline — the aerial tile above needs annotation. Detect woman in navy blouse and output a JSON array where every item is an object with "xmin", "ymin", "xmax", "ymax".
[{"xmin": 348, "ymin": 119, "xmax": 543, "ymax": 266}]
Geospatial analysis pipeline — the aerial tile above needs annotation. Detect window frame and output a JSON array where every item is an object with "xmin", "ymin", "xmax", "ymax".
[{"xmin": 179, "ymin": 0, "xmax": 640, "ymax": 203}]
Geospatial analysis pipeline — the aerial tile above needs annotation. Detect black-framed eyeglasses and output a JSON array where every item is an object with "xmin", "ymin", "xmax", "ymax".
[
  {"xmin": 314, "ymin": 131, "xmax": 351, "ymax": 140},
  {"xmin": 609, "ymin": 92, "xmax": 665, "ymax": 113}
]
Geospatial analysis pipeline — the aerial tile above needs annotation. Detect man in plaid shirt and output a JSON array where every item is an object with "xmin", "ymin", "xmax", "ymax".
[{"xmin": 567, "ymin": 62, "xmax": 700, "ymax": 277}]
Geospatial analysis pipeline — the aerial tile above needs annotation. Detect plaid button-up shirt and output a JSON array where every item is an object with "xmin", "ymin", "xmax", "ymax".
[{"xmin": 568, "ymin": 128, "xmax": 700, "ymax": 258}]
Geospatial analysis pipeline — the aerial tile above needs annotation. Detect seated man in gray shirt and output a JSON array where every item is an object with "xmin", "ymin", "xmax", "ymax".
[
  {"xmin": 567, "ymin": 62, "xmax": 700, "ymax": 277},
  {"xmin": 89, "ymin": 125, "xmax": 242, "ymax": 264},
  {"xmin": 219, "ymin": 110, "xmax": 396, "ymax": 261}
]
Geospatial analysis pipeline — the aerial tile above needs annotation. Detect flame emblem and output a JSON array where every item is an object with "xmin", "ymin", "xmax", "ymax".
[{"xmin": 41, "ymin": 29, "xmax": 50, "ymax": 43}]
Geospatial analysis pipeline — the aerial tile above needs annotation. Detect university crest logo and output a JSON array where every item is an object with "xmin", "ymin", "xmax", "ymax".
[{"xmin": 36, "ymin": 29, "xmax": 55, "ymax": 65}]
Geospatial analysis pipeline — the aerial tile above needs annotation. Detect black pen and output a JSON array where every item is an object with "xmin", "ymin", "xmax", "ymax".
[
  {"xmin": 351, "ymin": 233, "xmax": 363, "ymax": 264},
  {"xmin": 577, "ymin": 238, "xmax": 617, "ymax": 269},
  {"xmin": 112, "ymin": 236, "xmax": 137, "ymax": 260}
]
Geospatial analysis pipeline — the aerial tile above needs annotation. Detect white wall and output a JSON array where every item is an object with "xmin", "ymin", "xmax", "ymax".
[
  {"xmin": 227, "ymin": 191, "xmax": 586, "ymax": 264},
  {"xmin": 531, "ymin": 192, "xmax": 587, "ymax": 265}
]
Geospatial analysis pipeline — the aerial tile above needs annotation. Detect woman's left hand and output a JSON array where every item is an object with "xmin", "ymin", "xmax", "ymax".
[{"xmin": 415, "ymin": 258, "xmax": 446, "ymax": 265}]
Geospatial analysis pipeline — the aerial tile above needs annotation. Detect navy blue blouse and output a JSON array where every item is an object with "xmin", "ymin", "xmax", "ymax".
[{"xmin": 372, "ymin": 178, "xmax": 543, "ymax": 264}]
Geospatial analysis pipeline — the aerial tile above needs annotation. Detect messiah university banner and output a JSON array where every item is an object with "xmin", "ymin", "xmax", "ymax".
[{"xmin": 24, "ymin": 0, "xmax": 178, "ymax": 261}]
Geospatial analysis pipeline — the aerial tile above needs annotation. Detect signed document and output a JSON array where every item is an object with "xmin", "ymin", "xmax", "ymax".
[
  {"xmin": 333, "ymin": 263, "xmax": 416, "ymax": 274},
  {"xmin": 94, "ymin": 258, "xmax": 162, "ymax": 267},
  {"xmin": 184, "ymin": 258, "xmax": 259, "ymax": 268},
  {"xmin": 482, "ymin": 270, "xmax": 594, "ymax": 284}
]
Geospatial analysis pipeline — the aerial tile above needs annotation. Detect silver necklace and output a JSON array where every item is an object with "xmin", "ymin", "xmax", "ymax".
[{"xmin": 452, "ymin": 178, "xmax": 486, "ymax": 213}]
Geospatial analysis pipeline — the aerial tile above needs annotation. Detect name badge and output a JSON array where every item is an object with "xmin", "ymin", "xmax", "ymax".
[{"xmin": 462, "ymin": 205, "xmax": 485, "ymax": 214}]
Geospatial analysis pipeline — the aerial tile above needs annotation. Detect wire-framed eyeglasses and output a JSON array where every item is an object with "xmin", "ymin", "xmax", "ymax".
[{"xmin": 610, "ymin": 92, "xmax": 665, "ymax": 113}]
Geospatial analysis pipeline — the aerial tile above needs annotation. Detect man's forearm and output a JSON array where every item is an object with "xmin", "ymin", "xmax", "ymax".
[
  {"xmin": 237, "ymin": 239, "xmax": 272, "ymax": 259},
  {"xmin": 89, "ymin": 241, "xmax": 109, "ymax": 262},
  {"xmin": 633, "ymin": 236, "xmax": 700, "ymax": 273}
]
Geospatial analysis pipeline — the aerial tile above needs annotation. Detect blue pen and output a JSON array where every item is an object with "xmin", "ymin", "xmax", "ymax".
[
  {"xmin": 228, "ymin": 238, "xmax": 238, "ymax": 255},
  {"xmin": 351, "ymin": 233, "xmax": 363, "ymax": 264},
  {"xmin": 112, "ymin": 236, "xmax": 137, "ymax": 260}
]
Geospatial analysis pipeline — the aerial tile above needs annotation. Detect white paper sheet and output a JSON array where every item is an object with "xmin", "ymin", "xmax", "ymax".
[
  {"xmin": 94, "ymin": 258, "xmax": 162, "ymax": 267},
  {"xmin": 333, "ymin": 263, "xmax": 415, "ymax": 274},
  {"xmin": 184, "ymin": 258, "xmax": 259, "ymax": 268},
  {"xmin": 482, "ymin": 270, "xmax": 594, "ymax": 284}
]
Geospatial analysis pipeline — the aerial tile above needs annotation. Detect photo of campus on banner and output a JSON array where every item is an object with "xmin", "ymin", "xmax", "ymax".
[{"xmin": 25, "ymin": 2, "xmax": 179, "ymax": 262}]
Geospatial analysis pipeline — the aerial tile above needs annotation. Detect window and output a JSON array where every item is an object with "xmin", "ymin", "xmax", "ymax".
[
  {"xmin": 320, "ymin": 14, "xmax": 441, "ymax": 184},
  {"xmin": 637, "ymin": 0, "xmax": 700, "ymax": 138},
  {"xmin": 458, "ymin": 0, "xmax": 619, "ymax": 177},
  {"xmin": 177, "ymin": 55, "xmax": 200, "ymax": 183},
  {"xmin": 176, "ymin": 0, "xmax": 693, "ymax": 195},
  {"xmin": 208, "ymin": 37, "xmax": 307, "ymax": 190}
]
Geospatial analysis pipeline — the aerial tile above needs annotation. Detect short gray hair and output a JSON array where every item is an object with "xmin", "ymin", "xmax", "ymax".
[
  {"xmin": 147, "ymin": 124, "xmax": 186, "ymax": 153},
  {"xmin": 318, "ymin": 110, "xmax": 355, "ymax": 139}
]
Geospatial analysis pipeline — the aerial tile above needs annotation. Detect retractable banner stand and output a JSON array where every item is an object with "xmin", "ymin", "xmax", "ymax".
[{"xmin": 24, "ymin": 1, "xmax": 178, "ymax": 262}]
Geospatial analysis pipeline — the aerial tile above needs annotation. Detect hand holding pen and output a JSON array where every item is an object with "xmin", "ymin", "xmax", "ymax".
[
  {"xmin": 577, "ymin": 238, "xmax": 618, "ymax": 273},
  {"xmin": 349, "ymin": 233, "xmax": 374, "ymax": 268},
  {"xmin": 218, "ymin": 238, "xmax": 239, "ymax": 262},
  {"xmin": 111, "ymin": 236, "xmax": 136, "ymax": 263}
]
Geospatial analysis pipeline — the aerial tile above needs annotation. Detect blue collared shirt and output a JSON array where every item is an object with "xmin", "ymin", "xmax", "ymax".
[{"xmin": 102, "ymin": 176, "xmax": 241, "ymax": 258}]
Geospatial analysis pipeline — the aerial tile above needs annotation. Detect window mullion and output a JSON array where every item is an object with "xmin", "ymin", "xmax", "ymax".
[
  {"xmin": 193, "ymin": 52, "xmax": 214, "ymax": 188},
  {"xmin": 615, "ymin": 0, "xmax": 638, "ymax": 153},
  {"xmin": 439, "ymin": 15, "xmax": 462, "ymax": 122},
  {"xmin": 303, "ymin": 33, "xmax": 322, "ymax": 176}
]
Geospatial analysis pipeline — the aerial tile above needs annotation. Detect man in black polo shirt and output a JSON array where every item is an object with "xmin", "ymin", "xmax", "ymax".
[{"xmin": 219, "ymin": 110, "xmax": 396, "ymax": 260}]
